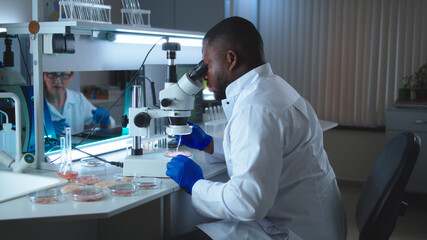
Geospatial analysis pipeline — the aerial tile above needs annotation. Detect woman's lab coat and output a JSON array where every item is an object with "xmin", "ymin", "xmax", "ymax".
[
  {"xmin": 191, "ymin": 64, "xmax": 347, "ymax": 240},
  {"xmin": 47, "ymin": 89, "xmax": 115, "ymax": 134}
]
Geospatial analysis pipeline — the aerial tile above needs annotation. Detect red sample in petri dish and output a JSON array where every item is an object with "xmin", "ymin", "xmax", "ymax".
[
  {"xmin": 72, "ymin": 175, "xmax": 100, "ymax": 185},
  {"xmin": 81, "ymin": 157, "xmax": 105, "ymax": 167},
  {"xmin": 108, "ymin": 183, "xmax": 138, "ymax": 197},
  {"xmin": 139, "ymin": 184, "xmax": 157, "ymax": 189},
  {"xmin": 131, "ymin": 177, "xmax": 162, "ymax": 190},
  {"xmin": 57, "ymin": 170, "xmax": 79, "ymax": 181},
  {"xmin": 113, "ymin": 173, "xmax": 134, "ymax": 183},
  {"xmin": 34, "ymin": 198, "xmax": 58, "ymax": 204},
  {"xmin": 164, "ymin": 151, "xmax": 192, "ymax": 158},
  {"xmin": 28, "ymin": 189, "xmax": 63, "ymax": 204},
  {"xmin": 61, "ymin": 184, "xmax": 83, "ymax": 194},
  {"xmin": 70, "ymin": 188, "xmax": 103, "ymax": 202},
  {"xmin": 95, "ymin": 181, "xmax": 119, "ymax": 190}
]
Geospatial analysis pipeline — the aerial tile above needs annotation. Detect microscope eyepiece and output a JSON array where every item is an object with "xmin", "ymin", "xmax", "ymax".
[{"xmin": 189, "ymin": 60, "xmax": 208, "ymax": 81}]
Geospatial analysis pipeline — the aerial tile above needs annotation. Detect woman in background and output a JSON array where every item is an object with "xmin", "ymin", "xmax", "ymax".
[{"xmin": 43, "ymin": 71, "xmax": 115, "ymax": 136}]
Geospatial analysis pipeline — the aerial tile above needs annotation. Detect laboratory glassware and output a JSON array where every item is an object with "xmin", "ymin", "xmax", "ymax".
[{"xmin": 57, "ymin": 129, "xmax": 78, "ymax": 181}]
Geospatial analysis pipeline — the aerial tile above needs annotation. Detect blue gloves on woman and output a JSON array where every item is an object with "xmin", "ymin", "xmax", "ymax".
[
  {"xmin": 52, "ymin": 118, "xmax": 70, "ymax": 136},
  {"xmin": 91, "ymin": 108, "xmax": 111, "ymax": 126}
]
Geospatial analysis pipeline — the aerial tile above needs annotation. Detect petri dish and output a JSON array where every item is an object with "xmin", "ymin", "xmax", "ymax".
[
  {"xmin": 164, "ymin": 151, "xmax": 192, "ymax": 158},
  {"xmin": 61, "ymin": 184, "xmax": 83, "ymax": 194},
  {"xmin": 95, "ymin": 180, "xmax": 119, "ymax": 190},
  {"xmin": 70, "ymin": 188, "xmax": 103, "ymax": 202},
  {"xmin": 28, "ymin": 188, "xmax": 64, "ymax": 204},
  {"xmin": 113, "ymin": 173, "xmax": 134, "ymax": 183},
  {"xmin": 72, "ymin": 175, "xmax": 100, "ymax": 185},
  {"xmin": 108, "ymin": 183, "xmax": 138, "ymax": 197},
  {"xmin": 132, "ymin": 177, "xmax": 162, "ymax": 190},
  {"xmin": 81, "ymin": 157, "xmax": 105, "ymax": 167}
]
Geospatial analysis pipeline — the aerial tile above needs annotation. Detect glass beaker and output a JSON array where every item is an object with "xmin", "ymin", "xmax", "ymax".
[{"xmin": 56, "ymin": 128, "xmax": 78, "ymax": 181}]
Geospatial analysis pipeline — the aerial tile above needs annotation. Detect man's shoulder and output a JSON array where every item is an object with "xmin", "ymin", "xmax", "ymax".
[{"xmin": 237, "ymin": 77, "xmax": 299, "ymax": 109}]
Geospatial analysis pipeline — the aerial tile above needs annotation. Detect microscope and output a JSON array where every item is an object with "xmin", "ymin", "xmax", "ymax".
[{"xmin": 122, "ymin": 41, "xmax": 207, "ymax": 177}]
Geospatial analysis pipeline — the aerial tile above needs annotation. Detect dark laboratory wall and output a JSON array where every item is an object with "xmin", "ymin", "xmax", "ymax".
[
  {"xmin": 106, "ymin": 0, "xmax": 225, "ymax": 32},
  {"xmin": 173, "ymin": 0, "xmax": 225, "ymax": 32}
]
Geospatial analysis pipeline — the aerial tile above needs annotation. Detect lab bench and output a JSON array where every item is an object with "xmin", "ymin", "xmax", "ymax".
[
  {"xmin": 0, "ymin": 119, "xmax": 336, "ymax": 240},
  {"xmin": 0, "ymin": 147, "xmax": 227, "ymax": 240}
]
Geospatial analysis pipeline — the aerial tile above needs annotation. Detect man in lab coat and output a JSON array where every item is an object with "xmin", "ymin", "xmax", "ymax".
[
  {"xmin": 43, "ymin": 71, "xmax": 115, "ymax": 136},
  {"xmin": 167, "ymin": 17, "xmax": 347, "ymax": 240}
]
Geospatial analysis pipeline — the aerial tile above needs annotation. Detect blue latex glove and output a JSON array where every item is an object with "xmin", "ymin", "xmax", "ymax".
[
  {"xmin": 166, "ymin": 155, "xmax": 204, "ymax": 194},
  {"xmin": 92, "ymin": 108, "xmax": 111, "ymax": 126},
  {"xmin": 52, "ymin": 119, "xmax": 70, "ymax": 136},
  {"xmin": 176, "ymin": 121, "xmax": 212, "ymax": 151}
]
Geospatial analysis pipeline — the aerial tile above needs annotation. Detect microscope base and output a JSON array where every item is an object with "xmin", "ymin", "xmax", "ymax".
[{"xmin": 123, "ymin": 155, "xmax": 170, "ymax": 177}]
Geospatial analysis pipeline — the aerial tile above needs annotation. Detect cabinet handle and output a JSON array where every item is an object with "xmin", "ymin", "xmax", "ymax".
[{"xmin": 413, "ymin": 120, "xmax": 427, "ymax": 124}]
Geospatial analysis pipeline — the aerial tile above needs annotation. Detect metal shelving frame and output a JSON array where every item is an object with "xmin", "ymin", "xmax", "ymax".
[{"xmin": 0, "ymin": 0, "xmax": 204, "ymax": 171}]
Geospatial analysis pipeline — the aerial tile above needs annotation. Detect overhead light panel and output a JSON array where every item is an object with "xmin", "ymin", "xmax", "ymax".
[
  {"xmin": 113, "ymin": 34, "xmax": 203, "ymax": 47},
  {"xmin": 114, "ymin": 34, "xmax": 163, "ymax": 45},
  {"xmin": 117, "ymin": 28, "xmax": 204, "ymax": 39}
]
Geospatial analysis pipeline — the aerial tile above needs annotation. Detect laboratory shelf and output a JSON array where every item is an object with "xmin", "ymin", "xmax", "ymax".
[
  {"xmin": 0, "ymin": 21, "xmax": 205, "ymax": 38},
  {"xmin": 0, "ymin": 19, "xmax": 204, "ymax": 171}
]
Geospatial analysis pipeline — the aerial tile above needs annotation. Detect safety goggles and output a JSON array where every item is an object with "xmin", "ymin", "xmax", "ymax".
[{"xmin": 45, "ymin": 72, "xmax": 71, "ymax": 82}]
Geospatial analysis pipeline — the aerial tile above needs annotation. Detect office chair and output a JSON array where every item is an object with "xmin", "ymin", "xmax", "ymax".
[{"xmin": 355, "ymin": 132, "xmax": 420, "ymax": 240}]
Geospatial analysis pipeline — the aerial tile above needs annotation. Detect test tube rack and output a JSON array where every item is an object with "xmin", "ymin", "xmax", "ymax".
[
  {"xmin": 120, "ymin": 0, "xmax": 151, "ymax": 27},
  {"xmin": 58, "ymin": 0, "xmax": 112, "ymax": 24},
  {"xmin": 204, "ymin": 106, "xmax": 228, "ymax": 137},
  {"xmin": 121, "ymin": 9, "xmax": 151, "ymax": 27}
]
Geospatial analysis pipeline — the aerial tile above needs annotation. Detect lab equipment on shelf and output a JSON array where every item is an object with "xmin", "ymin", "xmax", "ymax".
[
  {"xmin": 0, "ymin": 92, "xmax": 35, "ymax": 172},
  {"xmin": 0, "ymin": 85, "xmax": 57, "ymax": 153},
  {"xmin": 121, "ymin": 0, "xmax": 151, "ymax": 27},
  {"xmin": 58, "ymin": 0, "xmax": 112, "ymax": 24},
  {"xmin": 203, "ymin": 106, "xmax": 227, "ymax": 136},
  {"xmin": 0, "ymin": 122, "xmax": 16, "ymax": 158}
]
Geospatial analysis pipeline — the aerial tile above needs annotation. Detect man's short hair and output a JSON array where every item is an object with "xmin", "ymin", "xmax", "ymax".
[{"xmin": 204, "ymin": 16, "xmax": 265, "ymax": 64}]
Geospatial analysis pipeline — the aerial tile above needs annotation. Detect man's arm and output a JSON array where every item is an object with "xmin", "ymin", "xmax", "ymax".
[{"xmin": 203, "ymin": 138, "xmax": 214, "ymax": 154}]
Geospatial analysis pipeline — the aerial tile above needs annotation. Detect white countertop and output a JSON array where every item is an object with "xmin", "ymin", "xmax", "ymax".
[
  {"xmin": 0, "ymin": 148, "xmax": 226, "ymax": 222},
  {"xmin": 0, "ymin": 118, "xmax": 335, "ymax": 222},
  {"xmin": 319, "ymin": 119, "xmax": 339, "ymax": 131}
]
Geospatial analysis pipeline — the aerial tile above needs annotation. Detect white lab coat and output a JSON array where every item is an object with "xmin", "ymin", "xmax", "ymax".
[
  {"xmin": 192, "ymin": 64, "xmax": 347, "ymax": 240},
  {"xmin": 47, "ymin": 89, "xmax": 115, "ymax": 134}
]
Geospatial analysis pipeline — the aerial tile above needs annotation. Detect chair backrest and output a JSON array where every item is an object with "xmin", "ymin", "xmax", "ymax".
[{"xmin": 355, "ymin": 132, "xmax": 420, "ymax": 240}]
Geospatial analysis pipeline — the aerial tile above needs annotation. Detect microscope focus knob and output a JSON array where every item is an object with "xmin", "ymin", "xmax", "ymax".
[
  {"xmin": 161, "ymin": 98, "xmax": 173, "ymax": 107},
  {"xmin": 121, "ymin": 115, "xmax": 129, "ymax": 128},
  {"xmin": 134, "ymin": 112, "xmax": 151, "ymax": 128}
]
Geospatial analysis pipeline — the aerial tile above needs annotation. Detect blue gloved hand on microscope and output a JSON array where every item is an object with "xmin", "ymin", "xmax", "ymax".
[
  {"xmin": 52, "ymin": 118, "xmax": 70, "ymax": 136},
  {"xmin": 91, "ymin": 108, "xmax": 111, "ymax": 126},
  {"xmin": 166, "ymin": 155, "xmax": 204, "ymax": 194},
  {"xmin": 175, "ymin": 121, "xmax": 212, "ymax": 151}
]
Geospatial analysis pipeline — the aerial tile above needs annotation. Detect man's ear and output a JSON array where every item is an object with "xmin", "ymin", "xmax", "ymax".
[{"xmin": 226, "ymin": 50, "xmax": 237, "ymax": 71}]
